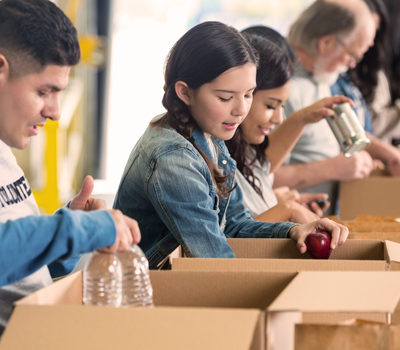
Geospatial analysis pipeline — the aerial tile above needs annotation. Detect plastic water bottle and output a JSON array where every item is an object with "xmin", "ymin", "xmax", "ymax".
[
  {"xmin": 117, "ymin": 245, "xmax": 154, "ymax": 307},
  {"xmin": 83, "ymin": 251, "xmax": 123, "ymax": 306},
  {"xmin": 83, "ymin": 245, "xmax": 154, "ymax": 307}
]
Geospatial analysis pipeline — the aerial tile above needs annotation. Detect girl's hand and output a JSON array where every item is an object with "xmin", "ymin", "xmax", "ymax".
[{"xmin": 288, "ymin": 218, "xmax": 349, "ymax": 254}]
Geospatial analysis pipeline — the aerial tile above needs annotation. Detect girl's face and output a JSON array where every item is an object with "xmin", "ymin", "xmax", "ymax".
[
  {"xmin": 186, "ymin": 62, "xmax": 257, "ymax": 140},
  {"xmin": 240, "ymin": 81, "xmax": 291, "ymax": 145}
]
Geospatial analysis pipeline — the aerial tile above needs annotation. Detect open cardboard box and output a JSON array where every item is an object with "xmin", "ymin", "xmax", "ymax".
[
  {"xmin": 353, "ymin": 215, "xmax": 400, "ymax": 222},
  {"xmin": 171, "ymin": 238, "xmax": 400, "ymax": 272},
  {"xmin": 0, "ymin": 269, "xmax": 298, "ymax": 350},
  {"xmin": 267, "ymin": 271, "xmax": 400, "ymax": 350},
  {"xmin": 330, "ymin": 214, "xmax": 400, "ymax": 232},
  {"xmin": 334, "ymin": 219, "xmax": 400, "ymax": 233},
  {"xmin": 349, "ymin": 231, "xmax": 400, "ymax": 244},
  {"xmin": 339, "ymin": 168, "xmax": 400, "ymax": 219},
  {"xmin": 294, "ymin": 320, "xmax": 400, "ymax": 350}
]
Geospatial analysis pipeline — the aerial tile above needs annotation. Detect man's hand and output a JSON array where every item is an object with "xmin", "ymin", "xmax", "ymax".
[
  {"xmin": 98, "ymin": 210, "xmax": 141, "ymax": 253},
  {"xmin": 69, "ymin": 175, "xmax": 107, "ymax": 211},
  {"xmin": 288, "ymin": 218, "xmax": 348, "ymax": 254},
  {"xmin": 298, "ymin": 95, "xmax": 354, "ymax": 124},
  {"xmin": 331, "ymin": 151, "xmax": 376, "ymax": 181}
]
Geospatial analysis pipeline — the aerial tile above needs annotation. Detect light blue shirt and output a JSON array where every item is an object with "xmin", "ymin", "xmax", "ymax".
[{"xmin": 283, "ymin": 66, "xmax": 340, "ymax": 214}]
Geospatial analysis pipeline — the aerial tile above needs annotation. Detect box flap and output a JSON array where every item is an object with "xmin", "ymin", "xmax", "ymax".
[
  {"xmin": 226, "ymin": 238, "xmax": 385, "ymax": 260},
  {"xmin": 349, "ymin": 232, "xmax": 400, "ymax": 243},
  {"xmin": 171, "ymin": 257, "xmax": 386, "ymax": 272},
  {"xmin": 0, "ymin": 305, "xmax": 260, "ymax": 350},
  {"xmin": 385, "ymin": 240, "xmax": 400, "ymax": 264},
  {"xmin": 227, "ymin": 238, "xmax": 305, "ymax": 259},
  {"xmin": 268, "ymin": 271, "xmax": 400, "ymax": 313},
  {"xmin": 17, "ymin": 271, "xmax": 82, "ymax": 306},
  {"xmin": 151, "ymin": 270, "xmax": 296, "ymax": 310}
]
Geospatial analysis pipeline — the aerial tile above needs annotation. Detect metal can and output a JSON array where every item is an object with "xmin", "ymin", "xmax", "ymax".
[{"xmin": 326, "ymin": 102, "xmax": 370, "ymax": 157}]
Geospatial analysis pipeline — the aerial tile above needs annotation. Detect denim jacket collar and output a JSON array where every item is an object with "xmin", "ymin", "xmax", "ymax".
[
  {"xmin": 191, "ymin": 126, "xmax": 236, "ymax": 179},
  {"xmin": 191, "ymin": 126, "xmax": 236, "ymax": 231}
]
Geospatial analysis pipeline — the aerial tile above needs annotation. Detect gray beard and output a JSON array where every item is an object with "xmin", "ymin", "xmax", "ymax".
[{"xmin": 312, "ymin": 71, "xmax": 340, "ymax": 85}]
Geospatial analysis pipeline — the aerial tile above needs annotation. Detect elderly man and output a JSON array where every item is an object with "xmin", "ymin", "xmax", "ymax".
[{"xmin": 273, "ymin": 0, "xmax": 400, "ymax": 214}]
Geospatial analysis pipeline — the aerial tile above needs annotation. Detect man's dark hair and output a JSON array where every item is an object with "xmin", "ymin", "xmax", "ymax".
[{"xmin": 0, "ymin": 0, "xmax": 80, "ymax": 77}]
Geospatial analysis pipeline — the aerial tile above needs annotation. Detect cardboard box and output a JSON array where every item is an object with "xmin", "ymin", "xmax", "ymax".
[
  {"xmin": 349, "ymin": 231, "xmax": 400, "ymax": 244},
  {"xmin": 334, "ymin": 219, "xmax": 400, "ymax": 233},
  {"xmin": 327, "ymin": 215, "xmax": 400, "ymax": 222},
  {"xmin": 353, "ymin": 215, "xmax": 400, "ymax": 222},
  {"xmin": 0, "ymin": 270, "xmax": 297, "ymax": 350},
  {"xmin": 152, "ymin": 269, "xmax": 299, "ymax": 350},
  {"xmin": 267, "ymin": 271, "xmax": 400, "ymax": 350},
  {"xmin": 339, "ymin": 169, "xmax": 400, "ymax": 219},
  {"xmin": 295, "ymin": 320, "xmax": 400, "ymax": 350},
  {"xmin": 171, "ymin": 238, "xmax": 400, "ymax": 272}
]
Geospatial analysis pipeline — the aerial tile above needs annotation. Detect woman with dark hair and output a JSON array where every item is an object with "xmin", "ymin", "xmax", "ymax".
[
  {"xmin": 348, "ymin": 0, "xmax": 389, "ymax": 106},
  {"xmin": 114, "ymin": 21, "xmax": 348, "ymax": 269},
  {"xmin": 226, "ymin": 26, "xmax": 351, "ymax": 223},
  {"xmin": 386, "ymin": 0, "xmax": 400, "ymax": 103},
  {"xmin": 369, "ymin": 0, "xmax": 400, "ymax": 144},
  {"xmin": 336, "ymin": 0, "xmax": 400, "ymax": 145}
]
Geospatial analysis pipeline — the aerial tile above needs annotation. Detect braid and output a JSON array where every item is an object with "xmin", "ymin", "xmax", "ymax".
[{"xmin": 153, "ymin": 85, "xmax": 233, "ymax": 198}]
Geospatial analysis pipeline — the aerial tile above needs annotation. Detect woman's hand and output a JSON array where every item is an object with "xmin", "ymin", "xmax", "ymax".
[
  {"xmin": 274, "ymin": 186, "xmax": 300, "ymax": 202},
  {"xmin": 275, "ymin": 187, "xmax": 330, "ymax": 216},
  {"xmin": 288, "ymin": 218, "xmax": 349, "ymax": 254},
  {"xmin": 298, "ymin": 193, "xmax": 330, "ymax": 216}
]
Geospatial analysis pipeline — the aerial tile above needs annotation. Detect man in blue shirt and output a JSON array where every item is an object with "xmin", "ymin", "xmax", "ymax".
[{"xmin": 0, "ymin": 0, "xmax": 140, "ymax": 336}]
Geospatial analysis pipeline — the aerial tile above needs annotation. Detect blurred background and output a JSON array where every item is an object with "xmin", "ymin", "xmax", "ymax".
[{"xmin": 14, "ymin": 0, "xmax": 313, "ymax": 213}]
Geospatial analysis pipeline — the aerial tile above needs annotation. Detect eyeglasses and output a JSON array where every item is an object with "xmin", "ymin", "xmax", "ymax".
[{"xmin": 335, "ymin": 37, "xmax": 362, "ymax": 65}]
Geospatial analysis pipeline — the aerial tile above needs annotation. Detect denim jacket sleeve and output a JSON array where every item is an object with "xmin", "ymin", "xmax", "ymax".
[
  {"xmin": 147, "ymin": 146, "xmax": 235, "ymax": 258},
  {"xmin": 223, "ymin": 180, "xmax": 297, "ymax": 238}
]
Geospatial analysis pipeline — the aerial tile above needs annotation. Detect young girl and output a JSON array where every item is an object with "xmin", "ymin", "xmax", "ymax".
[
  {"xmin": 113, "ymin": 21, "xmax": 348, "ymax": 269},
  {"xmin": 226, "ymin": 26, "xmax": 352, "ymax": 224}
]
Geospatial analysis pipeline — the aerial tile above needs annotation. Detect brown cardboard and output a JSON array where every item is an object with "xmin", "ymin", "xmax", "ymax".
[
  {"xmin": 171, "ymin": 238, "xmax": 400, "ymax": 272},
  {"xmin": 353, "ymin": 215, "xmax": 400, "ymax": 222},
  {"xmin": 151, "ymin": 269, "xmax": 298, "ymax": 350},
  {"xmin": 267, "ymin": 271, "xmax": 400, "ymax": 350},
  {"xmin": 336, "ymin": 220, "xmax": 400, "ymax": 232},
  {"xmin": 0, "ymin": 305, "xmax": 261, "ymax": 350},
  {"xmin": 151, "ymin": 270, "xmax": 296, "ymax": 309},
  {"xmin": 1, "ymin": 270, "xmax": 297, "ymax": 350},
  {"xmin": 339, "ymin": 169, "xmax": 400, "ymax": 219},
  {"xmin": 349, "ymin": 231, "xmax": 400, "ymax": 243},
  {"xmin": 295, "ymin": 322, "xmax": 400, "ymax": 350}
]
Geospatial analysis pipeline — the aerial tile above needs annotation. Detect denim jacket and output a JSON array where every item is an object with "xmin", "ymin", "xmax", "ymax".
[{"xmin": 114, "ymin": 119, "xmax": 296, "ymax": 269}]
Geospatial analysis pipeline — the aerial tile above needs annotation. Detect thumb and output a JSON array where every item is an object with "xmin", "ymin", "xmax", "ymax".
[{"xmin": 76, "ymin": 175, "xmax": 94, "ymax": 203}]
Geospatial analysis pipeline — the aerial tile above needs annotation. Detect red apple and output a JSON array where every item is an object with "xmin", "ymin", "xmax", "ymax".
[{"xmin": 305, "ymin": 232, "xmax": 331, "ymax": 259}]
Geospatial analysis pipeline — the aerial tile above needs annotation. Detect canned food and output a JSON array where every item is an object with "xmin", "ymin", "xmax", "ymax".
[{"xmin": 326, "ymin": 102, "xmax": 370, "ymax": 157}]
